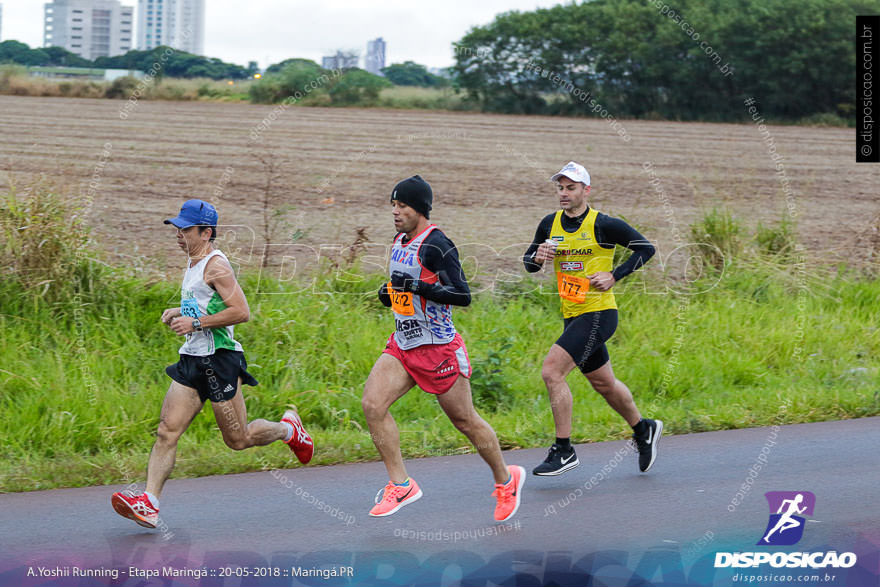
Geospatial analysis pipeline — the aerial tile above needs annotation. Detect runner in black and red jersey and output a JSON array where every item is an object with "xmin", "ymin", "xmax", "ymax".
[
  {"xmin": 362, "ymin": 175, "xmax": 525, "ymax": 522},
  {"xmin": 523, "ymin": 162, "xmax": 663, "ymax": 476}
]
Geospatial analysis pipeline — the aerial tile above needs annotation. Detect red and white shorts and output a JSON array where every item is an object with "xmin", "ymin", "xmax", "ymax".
[{"xmin": 383, "ymin": 333, "xmax": 471, "ymax": 395}]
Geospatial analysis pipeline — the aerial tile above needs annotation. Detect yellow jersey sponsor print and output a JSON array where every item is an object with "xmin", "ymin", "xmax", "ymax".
[{"xmin": 550, "ymin": 209, "xmax": 617, "ymax": 317}]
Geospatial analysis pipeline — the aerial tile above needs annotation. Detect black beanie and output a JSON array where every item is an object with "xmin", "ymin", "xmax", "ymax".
[{"xmin": 390, "ymin": 175, "xmax": 433, "ymax": 219}]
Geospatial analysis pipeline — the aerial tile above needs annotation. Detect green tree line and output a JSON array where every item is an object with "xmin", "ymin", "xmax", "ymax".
[
  {"xmin": 5, "ymin": 0, "xmax": 875, "ymax": 121},
  {"xmin": 94, "ymin": 47, "xmax": 255, "ymax": 79},
  {"xmin": 381, "ymin": 61, "xmax": 449, "ymax": 87},
  {"xmin": 248, "ymin": 59, "xmax": 392, "ymax": 105},
  {"xmin": 0, "ymin": 40, "xmax": 93, "ymax": 67},
  {"xmin": 0, "ymin": 40, "xmax": 254, "ymax": 80},
  {"xmin": 0, "ymin": 40, "xmax": 433, "ymax": 103},
  {"xmin": 451, "ymin": 0, "xmax": 877, "ymax": 121}
]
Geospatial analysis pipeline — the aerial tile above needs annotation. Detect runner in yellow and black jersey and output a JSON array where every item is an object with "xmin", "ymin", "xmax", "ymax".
[{"xmin": 522, "ymin": 162, "xmax": 664, "ymax": 476}]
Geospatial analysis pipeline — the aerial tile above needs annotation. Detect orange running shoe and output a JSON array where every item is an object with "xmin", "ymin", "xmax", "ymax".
[
  {"xmin": 493, "ymin": 465, "xmax": 525, "ymax": 522},
  {"xmin": 368, "ymin": 478, "xmax": 423, "ymax": 517},
  {"xmin": 111, "ymin": 490, "xmax": 159, "ymax": 528},
  {"xmin": 282, "ymin": 408, "xmax": 314, "ymax": 464}
]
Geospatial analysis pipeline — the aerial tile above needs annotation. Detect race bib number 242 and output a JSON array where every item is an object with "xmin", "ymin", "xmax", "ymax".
[{"xmin": 388, "ymin": 283, "xmax": 414, "ymax": 316}]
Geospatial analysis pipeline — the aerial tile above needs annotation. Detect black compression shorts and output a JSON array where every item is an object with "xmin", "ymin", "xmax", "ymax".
[
  {"xmin": 556, "ymin": 309, "xmax": 618, "ymax": 374},
  {"xmin": 165, "ymin": 349, "xmax": 258, "ymax": 403}
]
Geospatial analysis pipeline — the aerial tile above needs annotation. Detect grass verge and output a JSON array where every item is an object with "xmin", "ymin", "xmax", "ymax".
[
  {"xmin": 1, "ymin": 187, "xmax": 878, "ymax": 492},
  {"xmin": 1, "ymin": 261, "xmax": 878, "ymax": 492}
]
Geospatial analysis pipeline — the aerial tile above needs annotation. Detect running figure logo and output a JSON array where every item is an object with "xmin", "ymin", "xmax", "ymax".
[{"xmin": 758, "ymin": 491, "xmax": 816, "ymax": 546}]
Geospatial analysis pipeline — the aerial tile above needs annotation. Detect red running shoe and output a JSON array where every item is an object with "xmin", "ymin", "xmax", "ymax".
[
  {"xmin": 282, "ymin": 408, "xmax": 314, "ymax": 464},
  {"xmin": 111, "ymin": 490, "xmax": 158, "ymax": 528}
]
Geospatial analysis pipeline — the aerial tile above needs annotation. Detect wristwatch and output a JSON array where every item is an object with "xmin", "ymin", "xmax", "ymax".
[{"xmin": 192, "ymin": 318, "xmax": 203, "ymax": 331}]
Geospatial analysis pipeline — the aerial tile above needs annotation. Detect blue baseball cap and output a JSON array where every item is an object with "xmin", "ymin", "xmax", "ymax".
[{"xmin": 164, "ymin": 199, "xmax": 219, "ymax": 228}]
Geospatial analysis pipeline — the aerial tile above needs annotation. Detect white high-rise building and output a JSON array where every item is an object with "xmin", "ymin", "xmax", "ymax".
[
  {"xmin": 365, "ymin": 37, "xmax": 386, "ymax": 75},
  {"xmin": 321, "ymin": 51, "xmax": 359, "ymax": 71},
  {"xmin": 44, "ymin": 0, "xmax": 134, "ymax": 60},
  {"xmin": 138, "ymin": 0, "xmax": 204, "ymax": 55}
]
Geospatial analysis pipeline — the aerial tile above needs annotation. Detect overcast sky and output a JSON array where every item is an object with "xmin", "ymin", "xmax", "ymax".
[{"xmin": 1, "ymin": 0, "xmax": 564, "ymax": 69}]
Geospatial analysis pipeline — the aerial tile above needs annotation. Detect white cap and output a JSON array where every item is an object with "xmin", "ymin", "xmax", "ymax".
[{"xmin": 551, "ymin": 161, "xmax": 591, "ymax": 186}]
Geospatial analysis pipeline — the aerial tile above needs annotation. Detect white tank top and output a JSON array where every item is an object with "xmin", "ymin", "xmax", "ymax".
[
  {"xmin": 389, "ymin": 225, "xmax": 457, "ymax": 350},
  {"xmin": 178, "ymin": 249, "xmax": 243, "ymax": 356}
]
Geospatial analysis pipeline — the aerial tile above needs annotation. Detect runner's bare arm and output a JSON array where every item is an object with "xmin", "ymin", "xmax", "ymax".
[
  {"xmin": 586, "ymin": 272, "xmax": 616, "ymax": 292},
  {"xmin": 161, "ymin": 307, "xmax": 181, "ymax": 324},
  {"xmin": 201, "ymin": 256, "xmax": 250, "ymax": 327},
  {"xmin": 169, "ymin": 256, "xmax": 249, "ymax": 335}
]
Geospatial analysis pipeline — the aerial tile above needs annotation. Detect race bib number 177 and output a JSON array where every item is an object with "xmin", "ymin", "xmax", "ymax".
[{"xmin": 557, "ymin": 273, "xmax": 591, "ymax": 303}]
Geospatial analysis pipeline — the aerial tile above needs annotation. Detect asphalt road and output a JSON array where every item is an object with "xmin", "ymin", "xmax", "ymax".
[{"xmin": 1, "ymin": 417, "xmax": 878, "ymax": 586}]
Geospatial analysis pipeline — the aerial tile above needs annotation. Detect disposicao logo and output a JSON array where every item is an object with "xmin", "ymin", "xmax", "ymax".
[
  {"xmin": 714, "ymin": 491, "xmax": 858, "ymax": 570},
  {"xmin": 759, "ymin": 491, "xmax": 814, "ymax": 546}
]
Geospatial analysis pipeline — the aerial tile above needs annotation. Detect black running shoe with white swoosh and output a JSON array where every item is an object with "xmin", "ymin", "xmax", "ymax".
[
  {"xmin": 532, "ymin": 443, "xmax": 579, "ymax": 476},
  {"xmin": 633, "ymin": 419, "xmax": 663, "ymax": 472}
]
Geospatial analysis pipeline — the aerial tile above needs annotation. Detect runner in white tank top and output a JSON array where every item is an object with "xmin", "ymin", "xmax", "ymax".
[
  {"xmin": 178, "ymin": 249, "xmax": 243, "ymax": 356},
  {"xmin": 111, "ymin": 199, "xmax": 313, "ymax": 530}
]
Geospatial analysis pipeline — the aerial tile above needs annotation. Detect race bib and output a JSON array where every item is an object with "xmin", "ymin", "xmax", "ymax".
[
  {"xmin": 181, "ymin": 297, "xmax": 200, "ymax": 318},
  {"xmin": 557, "ymin": 273, "xmax": 590, "ymax": 303},
  {"xmin": 388, "ymin": 283, "xmax": 414, "ymax": 316}
]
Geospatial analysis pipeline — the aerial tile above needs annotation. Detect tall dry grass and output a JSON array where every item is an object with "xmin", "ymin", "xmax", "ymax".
[{"xmin": 0, "ymin": 66, "xmax": 252, "ymax": 101}]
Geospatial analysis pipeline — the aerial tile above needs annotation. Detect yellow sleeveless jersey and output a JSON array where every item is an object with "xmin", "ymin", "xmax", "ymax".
[{"xmin": 550, "ymin": 209, "xmax": 617, "ymax": 318}]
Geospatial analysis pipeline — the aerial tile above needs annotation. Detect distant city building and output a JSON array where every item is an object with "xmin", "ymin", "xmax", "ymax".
[
  {"xmin": 321, "ymin": 50, "xmax": 359, "ymax": 71},
  {"xmin": 43, "ymin": 0, "xmax": 134, "ymax": 61},
  {"xmin": 365, "ymin": 37, "xmax": 385, "ymax": 75},
  {"xmin": 137, "ymin": 0, "xmax": 204, "ymax": 55}
]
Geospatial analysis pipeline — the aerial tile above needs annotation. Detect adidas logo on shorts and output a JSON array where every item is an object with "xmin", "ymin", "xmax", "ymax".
[{"xmin": 223, "ymin": 384, "xmax": 234, "ymax": 393}]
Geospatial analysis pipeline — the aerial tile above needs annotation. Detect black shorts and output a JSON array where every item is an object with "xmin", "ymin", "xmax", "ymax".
[
  {"xmin": 557, "ymin": 309, "xmax": 619, "ymax": 374},
  {"xmin": 165, "ymin": 349, "xmax": 258, "ymax": 403}
]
